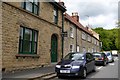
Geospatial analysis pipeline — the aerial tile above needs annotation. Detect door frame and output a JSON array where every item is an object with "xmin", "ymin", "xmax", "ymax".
[{"xmin": 51, "ymin": 34, "xmax": 58, "ymax": 62}]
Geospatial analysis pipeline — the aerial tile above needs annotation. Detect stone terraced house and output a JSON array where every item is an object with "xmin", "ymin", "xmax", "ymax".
[
  {"xmin": 1, "ymin": 0, "xmax": 100, "ymax": 72},
  {"xmin": 64, "ymin": 12, "xmax": 100, "ymax": 57},
  {"xmin": 1, "ymin": 1, "xmax": 66, "ymax": 72}
]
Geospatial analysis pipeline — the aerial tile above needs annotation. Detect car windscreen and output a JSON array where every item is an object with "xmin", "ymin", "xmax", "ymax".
[
  {"xmin": 93, "ymin": 53, "xmax": 102, "ymax": 57},
  {"xmin": 106, "ymin": 53, "xmax": 111, "ymax": 56},
  {"xmin": 64, "ymin": 53, "xmax": 84, "ymax": 60}
]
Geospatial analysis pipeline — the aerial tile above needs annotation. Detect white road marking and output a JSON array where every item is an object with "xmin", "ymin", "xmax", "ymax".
[
  {"xmin": 97, "ymin": 66, "xmax": 103, "ymax": 70},
  {"xmin": 109, "ymin": 63, "xmax": 115, "ymax": 66},
  {"xmin": 114, "ymin": 57, "xmax": 118, "ymax": 61}
]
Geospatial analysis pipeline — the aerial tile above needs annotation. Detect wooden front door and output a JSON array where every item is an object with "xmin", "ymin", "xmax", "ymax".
[{"xmin": 51, "ymin": 34, "xmax": 58, "ymax": 62}]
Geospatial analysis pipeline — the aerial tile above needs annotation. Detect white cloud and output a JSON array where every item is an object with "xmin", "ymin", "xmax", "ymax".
[{"xmin": 56, "ymin": 0, "xmax": 119, "ymax": 29}]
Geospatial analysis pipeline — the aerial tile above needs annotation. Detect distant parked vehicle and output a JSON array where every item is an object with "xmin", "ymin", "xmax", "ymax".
[
  {"xmin": 55, "ymin": 52, "xmax": 96, "ymax": 79},
  {"xmin": 104, "ymin": 52, "xmax": 114, "ymax": 63},
  {"xmin": 93, "ymin": 52, "xmax": 108, "ymax": 66},
  {"xmin": 112, "ymin": 50, "xmax": 118, "ymax": 56}
]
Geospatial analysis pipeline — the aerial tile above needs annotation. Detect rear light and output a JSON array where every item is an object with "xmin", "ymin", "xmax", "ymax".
[
  {"xmin": 102, "ymin": 58, "xmax": 104, "ymax": 60},
  {"xmin": 98, "ymin": 57, "xmax": 104, "ymax": 60}
]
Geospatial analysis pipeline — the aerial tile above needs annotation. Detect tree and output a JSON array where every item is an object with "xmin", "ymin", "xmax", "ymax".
[{"xmin": 93, "ymin": 27, "xmax": 119, "ymax": 51}]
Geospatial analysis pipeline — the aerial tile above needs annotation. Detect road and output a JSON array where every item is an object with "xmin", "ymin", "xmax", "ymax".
[{"xmin": 51, "ymin": 56, "xmax": 119, "ymax": 80}]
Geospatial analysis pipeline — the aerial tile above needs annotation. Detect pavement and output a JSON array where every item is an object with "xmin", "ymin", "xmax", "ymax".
[{"xmin": 2, "ymin": 63, "xmax": 57, "ymax": 80}]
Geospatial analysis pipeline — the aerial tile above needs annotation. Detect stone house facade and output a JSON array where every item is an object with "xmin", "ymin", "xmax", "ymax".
[
  {"xmin": 64, "ymin": 12, "xmax": 100, "ymax": 56},
  {"xmin": 1, "ymin": 1, "xmax": 66, "ymax": 72},
  {"xmin": 1, "ymin": 0, "xmax": 100, "ymax": 72}
]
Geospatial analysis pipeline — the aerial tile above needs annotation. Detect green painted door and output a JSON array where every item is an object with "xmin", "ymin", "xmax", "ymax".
[{"xmin": 51, "ymin": 35, "xmax": 58, "ymax": 62}]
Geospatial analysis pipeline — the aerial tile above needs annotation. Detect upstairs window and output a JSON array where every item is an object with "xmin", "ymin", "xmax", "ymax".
[
  {"xmin": 87, "ymin": 35, "xmax": 91, "ymax": 42},
  {"xmin": 92, "ymin": 37, "xmax": 94, "ymax": 43},
  {"xmin": 70, "ymin": 27, "xmax": 74, "ymax": 38},
  {"xmin": 19, "ymin": 26, "xmax": 38, "ymax": 54},
  {"xmin": 94, "ymin": 39, "xmax": 97, "ymax": 45},
  {"xmin": 82, "ymin": 32, "xmax": 86, "ymax": 40},
  {"xmin": 53, "ymin": 7, "xmax": 58, "ymax": 24},
  {"xmin": 97, "ymin": 41, "xmax": 99, "ymax": 46},
  {"xmin": 22, "ymin": 0, "xmax": 39, "ymax": 15}
]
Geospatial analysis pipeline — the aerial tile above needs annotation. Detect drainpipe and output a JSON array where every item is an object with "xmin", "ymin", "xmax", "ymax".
[
  {"xmin": 61, "ymin": 12, "xmax": 64, "ymax": 59},
  {"xmin": 76, "ymin": 27, "xmax": 77, "ymax": 52}
]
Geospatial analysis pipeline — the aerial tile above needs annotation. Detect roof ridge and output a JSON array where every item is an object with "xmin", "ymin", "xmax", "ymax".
[{"xmin": 64, "ymin": 13, "xmax": 93, "ymax": 35}]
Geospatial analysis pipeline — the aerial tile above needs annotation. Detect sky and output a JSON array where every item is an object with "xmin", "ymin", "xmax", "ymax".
[{"xmin": 56, "ymin": 0, "xmax": 119, "ymax": 29}]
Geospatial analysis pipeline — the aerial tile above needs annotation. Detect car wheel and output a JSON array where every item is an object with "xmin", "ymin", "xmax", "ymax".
[
  {"xmin": 112, "ymin": 59, "xmax": 114, "ymax": 62},
  {"xmin": 82, "ymin": 68, "xmax": 87, "ymax": 79},
  {"xmin": 57, "ymin": 75, "xmax": 63, "ymax": 79},
  {"xmin": 92, "ymin": 66, "xmax": 96, "ymax": 72},
  {"xmin": 103, "ymin": 61, "xmax": 107, "ymax": 66}
]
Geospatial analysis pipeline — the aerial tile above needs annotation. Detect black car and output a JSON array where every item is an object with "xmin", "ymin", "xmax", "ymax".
[
  {"xmin": 55, "ymin": 52, "xmax": 96, "ymax": 78},
  {"xmin": 93, "ymin": 52, "xmax": 108, "ymax": 66}
]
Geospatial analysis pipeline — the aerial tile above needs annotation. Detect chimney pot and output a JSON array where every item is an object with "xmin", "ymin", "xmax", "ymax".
[{"xmin": 72, "ymin": 12, "xmax": 79, "ymax": 22}]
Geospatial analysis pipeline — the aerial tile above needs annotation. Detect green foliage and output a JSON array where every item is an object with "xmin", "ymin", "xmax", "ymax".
[{"xmin": 93, "ymin": 27, "xmax": 119, "ymax": 51}]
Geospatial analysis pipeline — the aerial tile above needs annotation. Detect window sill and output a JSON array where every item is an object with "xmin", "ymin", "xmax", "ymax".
[
  {"xmin": 70, "ymin": 36, "xmax": 74, "ymax": 39},
  {"xmin": 16, "ymin": 54, "xmax": 39, "ymax": 58}
]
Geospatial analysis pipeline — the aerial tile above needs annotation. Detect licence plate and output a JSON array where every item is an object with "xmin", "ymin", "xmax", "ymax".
[
  {"xmin": 60, "ymin": 70, "xmax": 70, "ymax": 73},
  {"xmin": 95, "ymin": 58, "xmax": 98, "ymax": 60}
]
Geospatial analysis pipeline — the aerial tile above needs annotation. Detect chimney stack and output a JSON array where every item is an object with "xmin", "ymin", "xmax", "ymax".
[
  {"xmin": 72, "ymin": 12, "xmax": 79, "ymax": 22},
  {"xmin": 58, "ymin": 1, "xmax": 66, "ymax": 8}
]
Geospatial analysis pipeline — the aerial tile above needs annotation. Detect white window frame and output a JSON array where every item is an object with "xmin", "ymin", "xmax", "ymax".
[
  {"xmin": 82, "ymin": 32, "xmax": 86, "ymax": 40},
  {"xmin": 87, "ymin": 35, "xmax": 91, "ymax": 42},
  {"xmin": 82, "ymin": 47, "xmax": 86, "ymax": 53},
  {"xmin": 70, "ymin": 27, "xmax": 74, "ymax": 38}
]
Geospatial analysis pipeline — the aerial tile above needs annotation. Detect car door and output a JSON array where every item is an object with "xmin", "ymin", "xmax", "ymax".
[
  {"xmin": 86, "ymin": 53, "xmax": 95, "ymax": 72},
  {"xmin": 86, "ymin": 53, "xmax": 92, "ymax": 72},
  {"xmin": 89, "ymin": 53, "xmax": 95, "ymax": 71}
]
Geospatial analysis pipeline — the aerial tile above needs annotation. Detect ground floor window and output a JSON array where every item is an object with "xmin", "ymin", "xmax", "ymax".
[
  {"xmin": 70, "ymin": 44, "xmax": 74, "ymax": 52},
  {"xmin": 19, "ymin": 26, "xmax": 38, "ymax": 54}
]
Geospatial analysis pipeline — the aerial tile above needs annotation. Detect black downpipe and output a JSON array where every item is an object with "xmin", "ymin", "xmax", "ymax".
[{"xmin": 61, "ymin": 12, "xmax": 64, "ymax": 59}]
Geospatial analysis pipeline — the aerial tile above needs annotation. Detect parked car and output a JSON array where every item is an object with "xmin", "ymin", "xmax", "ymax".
[
  {"xmin": 112, "ymin": 50, "xmax": 118, "ymax": 56},
  {"xmin": 104, "ymin": 52, "xmax": 114, "ymax": 63},
  {"xmin": 93, "ymin": 52, "xmax": 108, "ymax": 66},
  {"xmin": 55, "ymin": 52, "xmax": 96, "ymax": 79}
]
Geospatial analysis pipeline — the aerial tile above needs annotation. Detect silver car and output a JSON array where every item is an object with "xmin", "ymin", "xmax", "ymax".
[{"xmin": 105, "ymin": 52, "xmax": 114, "ymax": 63}]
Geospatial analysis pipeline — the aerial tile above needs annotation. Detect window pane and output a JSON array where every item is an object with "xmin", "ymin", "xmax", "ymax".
[
  {"xmin": 29, "ymin": 42, "xmax": 32, "ymax": 52},
  {"xmin": 24, "ymin": 29, "xmax": 32, "ymax": 41},
  {"xmin": 34, "ymin": 0, "xmax": 38, "ymax": 5},
  {"xmin": 54, "ymin": 16, "xmax": 57, "ymax": 24},
  {"xmin": 34, "ymin": 31, "xmax": 38, "ymax": 42},
  {"xmin": 19, "ymin": 40, "xmax": 23, "ymax": 52},
  {"xmin": 20, "ymin": 27, "xmax": 23, "ymax": 39},
  {"xmin": 34, "ymin": 5, "xmax": 38, "ymax": 14},
  {"xmin": 54, "ymin": 10, "xmax": 57, "ymax": 16},
  {"xmin": 27, "ymin": 0, "xmax": 34, "ymax": 2},
  {"xmin": 21, "ymin": 2, "xmax": 25, "ymax": 8},
  {"xmin": 26, "ymin": 2, "xmax": 33, "ymax": 12},
  {"xmin": 34, "ymin": 42, "xmax": 37, "ymax": 53},
  {"xmin": 23, "ymin": 40, "xmax": 31, "ymax": 52},
  {"xmin": 70, "ymin": 27, "xmax": 73, "ymax": 38}
]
